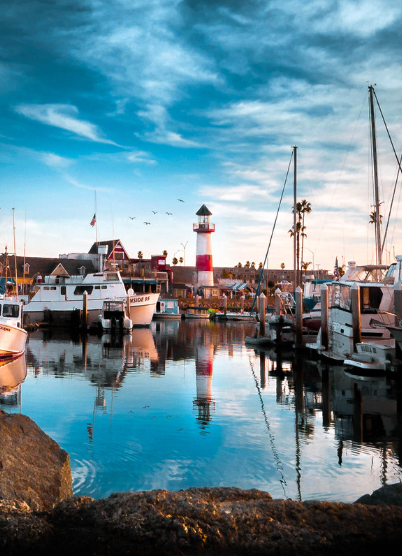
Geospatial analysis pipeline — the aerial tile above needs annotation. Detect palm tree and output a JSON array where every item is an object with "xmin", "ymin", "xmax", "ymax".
[
  {"xmin": 258, "ymin": 262, "xmax": 263, "ymax": 269},
  {"xmin": 137, "ymin": 251, "xmax": 143, "ymax": 259},
  {"xmin": 289, "ymin": 200, "xmax": 312, "ymax": 286},
  {"xmin": 245, "ymin": 261, "xmax": 250, "ymax": 268},
  {"xmin": 163, "ymin": 250, "xmax": 168, "ymax": 257},
  {"xmin": 251, "ymin": 262, "xmax": 255, "ymax": 269},
  {"xmin": 172, "ymin": 257, "xmax": 178, "ymax": 266},
  {"xmin": 179, "ymin": 257, "xmax": 184, "ymax": 265},
  {"xmin": 301, "ymin": 261, "xmax": 311, "ymax": 271},
  {"xmin": 237, "ymin": 262, "xmax": 243, "ymax": 268}
]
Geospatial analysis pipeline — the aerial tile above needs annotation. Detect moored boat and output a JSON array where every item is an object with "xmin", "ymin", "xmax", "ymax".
[
  {"xmin": 23, "ymin": 269, "xmax": 158, "ymax": 327},
  {"xmin": 184, "ymin": 306, "xmax": 211, "ymax": 319},
  {"xmin": 153, "ymin": 298, "xmax": 181, "ymax": 320},
  {"xmin": 0, "ymin": 297, "xmax": 27, "ymax": 358},
  {"xmin": 97, "ymin": 300, "xmax": 132, "ymax": 333}
]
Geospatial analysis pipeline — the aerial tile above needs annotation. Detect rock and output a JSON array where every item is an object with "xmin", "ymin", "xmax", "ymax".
[
  {"xmin": 355, "ymin": 482, "xmax": 402, "ymax": 506},
  {"xmin": 1, "ymin": 488, "xmax": 402, "ymax": 555},
  {"xmin": 0, "ymin": 410, "xmax": 72, "ymax": 511}
]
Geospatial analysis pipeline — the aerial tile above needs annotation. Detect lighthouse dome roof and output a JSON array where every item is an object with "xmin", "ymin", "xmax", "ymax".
[{"xmin": 196, "ymin": 204, "xmax": 212, "ymax": 216}]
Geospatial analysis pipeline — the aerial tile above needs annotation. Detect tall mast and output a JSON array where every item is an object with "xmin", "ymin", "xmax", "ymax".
[
  {"xmin": 369, "ymin": 85, "xmax": 382, "ymax": 265},
  {"xmin": 293, "ymin": 146, "xmax": 297, "ymax": 289},
  {"xmin": 13, "ymin": 208, "xmax": 18, "ymax": 298}
]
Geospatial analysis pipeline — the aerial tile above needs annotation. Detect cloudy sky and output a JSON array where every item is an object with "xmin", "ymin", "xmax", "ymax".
[{"xmin": 1, "ymin": 0, "xmax": 402, "ymax": 272}]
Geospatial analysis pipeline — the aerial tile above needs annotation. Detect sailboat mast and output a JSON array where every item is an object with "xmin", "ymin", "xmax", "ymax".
[
  {"xmin": 293, "ymin": 146, "xmax": 298, "ymax": 289},
  {"xmin": 369, "ymin": 85, "xmax": 382, "ymax": 265}
]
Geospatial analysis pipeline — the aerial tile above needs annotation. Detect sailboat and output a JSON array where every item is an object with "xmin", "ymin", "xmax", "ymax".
[
  {"xmin": 307, "ymin": 86, "xmax": 402, "ymax": 371},
  {"xmin": 0, "ymin": 214, "xmax": 28, "ymax": 359}
]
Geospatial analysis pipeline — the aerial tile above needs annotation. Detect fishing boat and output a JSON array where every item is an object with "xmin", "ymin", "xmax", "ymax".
[
  {"xmin": 184, "ymin": 306, "xmax": 211, "ymax": 319},
  {"xmin": 153, "ymin": 298, "xmax": 182, "ymax": 320},
  {"xmin": 97, "ymin": 300, "xmax": 133, "ymax": 333},
  {"xmin": 0, "ymin": 297, "xmax": 27, "ymax": 358},
  {"xmin": 23, "ymin": 269, "xmax": 159, "ymax": 327}
]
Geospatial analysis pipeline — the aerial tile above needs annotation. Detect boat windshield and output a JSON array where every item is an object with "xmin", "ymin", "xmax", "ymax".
[{"xmin": 1, "ymin": 304, "xmax": 20, "ymax": 318}]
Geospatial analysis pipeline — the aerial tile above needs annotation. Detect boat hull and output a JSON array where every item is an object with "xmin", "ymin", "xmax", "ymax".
[
  {"xmin": 24, "ymin": 293, "xmax": 159, "ymax": 327},
  {"xmin": 0, "ymin": 324, "xmax": 27, "ymax": 358}
]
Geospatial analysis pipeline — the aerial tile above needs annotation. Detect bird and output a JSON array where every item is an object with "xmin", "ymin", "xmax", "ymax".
[
  {"xmin": 129, "ymin": 216, "xmax": 136, "ymax": 220},
  {"xmin": 166, "ymin": 212, "xmax": 172, "ymax": 215},
  {"xmin": 144, "ymin": 222, "xmax": 151, "ymax": 225},
  {"xmin": 177, "ymin": 199, "xmax": 184, "ymax": 202},
  {"xmin": 152, "ymin": 211, "xmax": 157, "ymax": 214}
]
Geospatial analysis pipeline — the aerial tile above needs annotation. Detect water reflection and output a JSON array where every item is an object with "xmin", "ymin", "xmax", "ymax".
[
  {"xmin": 0, "ymin": 354, "xmax": 27, "ymax": 409},
  {"xmin": 5, "ymin": 321, "xmax": 402, "ymax": 501}
]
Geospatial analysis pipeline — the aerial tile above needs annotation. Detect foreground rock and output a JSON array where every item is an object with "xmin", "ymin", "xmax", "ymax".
[
  {"xmin": 1, "ymin": 487, "xmax": 402, "ymax": 555},
  {"xmin": 0, "ymin": 410, "xmax": 72, "ymax": 511}
]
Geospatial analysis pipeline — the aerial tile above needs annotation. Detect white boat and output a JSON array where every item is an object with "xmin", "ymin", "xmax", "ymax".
[
  {"xmin": 153, "ymin": 298, "xmax": 182, "ymax": 320},
  {"xmin": 306, "ymin": 265, "xmax": 396, "ymax": 363},
  {"xmin": 213, "ymin": 311, "xmax": 256, "ymax": 322},
  {"xmin": 307, "ymin": 86, "xmax": 402, "ymax": 364},
  {"xmin": 97, "ymin": 300, "xmax": 133, "ymax": 333},
  {"xmin": 23, "ymin": 269, "xmax": 159, "ymax": 327},
  {"xmin": 184, "ymin": 306, "xmax": 211, "ymax": 319},
  {"xmin": 0, "ymin": 297, "xmax": 28, "ymax": 358},
  {"xmin": 343, "ymin": 342, "xmax": 396, "ymax": 374}
]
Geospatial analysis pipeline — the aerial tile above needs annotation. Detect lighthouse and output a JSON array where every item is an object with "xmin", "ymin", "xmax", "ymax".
[{"xmin": 194, "ymin": 204, "xmax": 215, "ymax": 287}]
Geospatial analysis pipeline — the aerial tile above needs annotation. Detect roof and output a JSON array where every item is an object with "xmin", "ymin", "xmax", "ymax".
[
  {"xmin": 88, "ymin": 240, "xmax": 128, "ymax": 259},
  {"xmin": 0, "ymin": 255, "xmax": 96, "ymax": 278},
  {"xmin": 196, "ymin": 204, "xmax": 212, "ymax": 216}
]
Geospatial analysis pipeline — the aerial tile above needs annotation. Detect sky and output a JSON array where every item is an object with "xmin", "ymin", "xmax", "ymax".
[{"xmin": 2, "ymin": 0, "xmax": 402, "ymax": 272}]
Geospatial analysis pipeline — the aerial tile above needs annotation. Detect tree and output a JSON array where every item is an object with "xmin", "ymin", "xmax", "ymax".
[
  {"xmin": 237, "ymin": 262, "xmax": 243, "ymax": 268},
  {"xmin": 280, "ymin": 263, "xmax": 285, "ymax": 270},
  {"xmin": 301, "ymin": 261, "xmax": 311, "ymax": 271},
  {"xmin": 245, "ymin": 261, "xmax": 250, "ymax": 268},
  {"xmin": 137, "ymin": 251, "xmax": 143, "ymax": 259},
  {"xmin": 258, "ymin": 262, "xmax": 263, "ymax": 269},
  {"xmin": 172, "ymin": 257, "xmax": 178, "ymax": 266},
  {"xmin": 179, "ymin": 257, "xmax": 183, "ymax": 265},
  {"xmin": 289, "ymin": 199, "xmax": 312, "ymax": 286},
  {"xmin": 251, "ymin": 262, "xmax": 255, "ymax": 269},
  {"xmin": 163, "ymin": 250, "xmax": 168, "ymax": 257}
]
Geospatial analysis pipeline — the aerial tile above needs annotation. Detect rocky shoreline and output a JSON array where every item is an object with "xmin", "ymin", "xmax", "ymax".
[{"xmin": 1, "ymin": 410, "xmax": 402, "ymax": 555}]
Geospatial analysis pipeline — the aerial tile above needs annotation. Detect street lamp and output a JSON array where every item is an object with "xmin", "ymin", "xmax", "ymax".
[
  {"xmin": 304, "ymin": 247, "xmax": 315, "ymax": 274},
  {"xmin": 181, "ymin": 241, "xmax": 188, "ymax": 267}
]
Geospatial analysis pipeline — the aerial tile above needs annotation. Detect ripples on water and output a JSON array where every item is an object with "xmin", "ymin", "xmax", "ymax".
[{"xmin": 1, "ymin": 320, "xmax": 401, "ymax": 503}]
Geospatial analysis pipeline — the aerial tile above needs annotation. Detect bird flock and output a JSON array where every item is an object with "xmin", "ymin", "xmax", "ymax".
[{"xmin": 128, "ymin": 199, "xmax": 185, "ymax": 225}]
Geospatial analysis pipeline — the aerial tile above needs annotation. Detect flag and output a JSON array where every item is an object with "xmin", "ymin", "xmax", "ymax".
[
  {"xmin": 90, "ymin": 214, "xmax": 96, "ymax": 227},
  {"xmin": 334, "ymin": 257, "xmax": 340, "ymax": 280}
]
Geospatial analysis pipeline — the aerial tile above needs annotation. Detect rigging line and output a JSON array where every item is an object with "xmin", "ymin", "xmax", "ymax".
[
  {"xmin": 314, "ymin": 91, "xmax": 368, "ymax": 258},
  {"xmin": 248, "ymin": 355, "xmax": 289, "ymax": 499},
  {"xmin": 250, "ymin": 150, "xmax": 293, "ymax": 315},
  {"xmin": 373, "ymin": 90, "xmax": 402, "ymax": 252}
]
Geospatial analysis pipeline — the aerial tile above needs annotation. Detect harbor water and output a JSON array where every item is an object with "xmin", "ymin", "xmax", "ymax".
[{"xmin": 1, "ymin": 320, "xmax": 402, "ymax": 503}]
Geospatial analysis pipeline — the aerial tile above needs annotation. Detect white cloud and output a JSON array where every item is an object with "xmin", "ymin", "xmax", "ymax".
[
  {"xmin": 41, "ymin": 152, "xmax": 72, "ymax": 169},
  {"xmin": 15, "ymin": 104, "xmax": 117, "ymax": 145},
  {"xmin": 126, "ymin": 150, "xmax": 156, "ymax": 165}
]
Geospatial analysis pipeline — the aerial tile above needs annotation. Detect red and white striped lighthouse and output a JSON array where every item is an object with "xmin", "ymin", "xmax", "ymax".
[{"xmin": 194, "ymin": 204, "xmax": 215, "ymax": 287}]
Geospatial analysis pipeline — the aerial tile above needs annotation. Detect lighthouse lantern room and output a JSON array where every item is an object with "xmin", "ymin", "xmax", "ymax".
[{"xmin": 194, "ymin": 204, "xmax": 215, "ymax": 287}]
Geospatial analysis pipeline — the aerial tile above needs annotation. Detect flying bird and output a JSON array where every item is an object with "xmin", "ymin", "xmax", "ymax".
[
  {"xmin": 152, "ymin": 211, "xmax": 157, "ymax": 214},
  {"xmin": 177, "ymin": 199, "xmax": 184, "ymax": 202},
  {"xmin": 129, "ymin": 216, "xmax": 136, "ymax": 220},
  {"xmin": 144, "ymin": 222, "xmax": 151, "ymax": 225},
  {"xmin": 166, "ymin": 212, "xmax": 172, "ymax": 215}
]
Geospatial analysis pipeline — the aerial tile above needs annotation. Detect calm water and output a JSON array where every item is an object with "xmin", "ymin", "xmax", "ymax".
[{"xmin": 1, "ymin": 320, "xmax": 402, "ymax": 503}]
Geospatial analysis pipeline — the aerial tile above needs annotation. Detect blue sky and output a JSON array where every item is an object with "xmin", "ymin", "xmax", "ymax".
[{"xmin": 1, "ymin": 0, "xmax": 402, "ymax": 271}]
